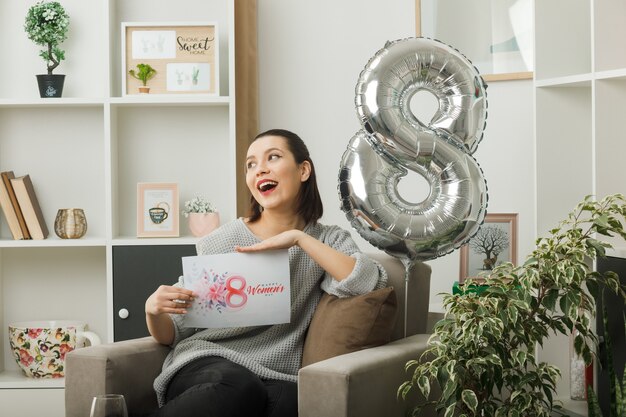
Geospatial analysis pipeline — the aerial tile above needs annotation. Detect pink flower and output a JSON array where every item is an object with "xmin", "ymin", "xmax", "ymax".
[
  {"xmin": 19, "ymin": 349, "xmax": 34, "ymax": 367},
  {"xmin": 27, "ymin": 329, "xmax": 42, "ymax": 338},
  {"xmin": 207, "ymin": 282, "xmax": 227, "ymax": 303}
]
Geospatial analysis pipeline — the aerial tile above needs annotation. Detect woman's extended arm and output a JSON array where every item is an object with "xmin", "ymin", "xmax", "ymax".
[
  {"xmin": 235, "ymin": 229, "xmax": 356, "ymax": 281},
  {"xmin": 145, "ymin": 285, "xmax": 195, "ymax": 345}
]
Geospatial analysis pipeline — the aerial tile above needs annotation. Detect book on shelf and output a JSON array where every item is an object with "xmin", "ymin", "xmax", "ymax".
[
  {"xmin": 0, "ymin": 171, "xmax": 31, "ymax": 240},
  {"xmin": 10, "ymin": 174, "xmax": 48, "ymax": 240}
]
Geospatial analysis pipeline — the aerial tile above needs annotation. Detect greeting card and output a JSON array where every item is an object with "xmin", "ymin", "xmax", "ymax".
[{"xmin": 181, "ymin": 250, "xmax": 290, "ymax": 328}]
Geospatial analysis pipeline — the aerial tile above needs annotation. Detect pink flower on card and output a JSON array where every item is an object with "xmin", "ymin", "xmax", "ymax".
[{"xmin": 207, "ymin": 282, "xmax": 227, "ymax": 303}]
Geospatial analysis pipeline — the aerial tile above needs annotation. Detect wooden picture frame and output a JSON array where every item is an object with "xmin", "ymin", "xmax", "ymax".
[
  {"xmin": 460, "ymin": 213, "xmax": 518, "ymax": 282},
  {"xmin": 122, "ymin": 22, "xmax": 219, "ymax": 95},
  {"xmin": 415, "ymin": 0, "xmax": 533, "ymax": 82},
  {"xmin": 137, "ymin": 182, "xmax": 179, "ymax": 237}
]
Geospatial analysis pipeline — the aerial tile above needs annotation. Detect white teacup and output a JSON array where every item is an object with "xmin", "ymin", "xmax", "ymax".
[{"xmin": 8, "ymin": 320, "xmax": 101, "ymax": 378}]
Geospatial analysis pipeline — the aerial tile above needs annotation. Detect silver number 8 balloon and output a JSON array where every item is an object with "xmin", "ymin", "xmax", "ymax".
[{"xmin": 339, "ymin": 37, "xmax": 489, "ymax": 265}]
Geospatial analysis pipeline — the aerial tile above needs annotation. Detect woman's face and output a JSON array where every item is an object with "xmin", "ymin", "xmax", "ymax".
[{"xmin": 245, "ymin": 135, "xmax": 311, "ymax": 214}]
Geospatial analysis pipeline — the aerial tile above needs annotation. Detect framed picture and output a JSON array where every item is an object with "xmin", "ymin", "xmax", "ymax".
[
  {"xmin": 416, "ymin": 0, "xmax": 533, "ymax": 81},
  {"xmin": 122, "ymin": 22, "xmax": 219, "ymax": 95},
  {"xmin": 459, "ymin": 213, "xmax": 518, "ymax": 282},
  {"xmin": 137, "ymin": 183, "xmax": 179, "ymax": 237}
]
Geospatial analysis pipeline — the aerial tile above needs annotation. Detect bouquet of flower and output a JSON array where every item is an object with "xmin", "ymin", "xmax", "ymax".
[
  {"xmin": 182, "ymin": 195, "xmax": 216, "ymax": 218},
  {"xmin": 194, "ymin": 269, "xmax": 228, "ymax": 313}
]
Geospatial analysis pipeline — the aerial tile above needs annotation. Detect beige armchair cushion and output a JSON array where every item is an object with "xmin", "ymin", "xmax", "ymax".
[{"xmin": 301, "ymin": 287, "xmax": 397, "ymax": 367}]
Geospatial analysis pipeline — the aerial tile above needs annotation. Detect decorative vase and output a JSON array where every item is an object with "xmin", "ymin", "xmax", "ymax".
[
  {"xmin": 188, "ymin": 212, "xmax": 219, "ymax": 237},
  {"xmin": 54, "ymin": 208, "xmax": 87, "ymax": 239},
  {"xmin": 36, "ymin": 74, "xmax": 65, "ymax": 98}
]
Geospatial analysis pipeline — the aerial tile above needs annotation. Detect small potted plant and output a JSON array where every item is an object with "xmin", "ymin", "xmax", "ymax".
[
  {"xmin": 24, "ymin": 1, "xmax": 70, "ymax": 98},
  {"xmin": 182, "ymin": 195, "xmax": 219, "ymax": 237},
  {"xmin": 128, "ymin": 63, "xmax": 157, "ymax": 94}
]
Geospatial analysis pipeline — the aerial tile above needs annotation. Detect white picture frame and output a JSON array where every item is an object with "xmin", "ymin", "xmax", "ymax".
[{"xmin": 416, "ymin": 0, "xmax": 533, "ymax": 82}]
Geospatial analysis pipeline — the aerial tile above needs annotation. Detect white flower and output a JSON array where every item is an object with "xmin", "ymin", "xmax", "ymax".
[
  {"xmin": 182, "ymin": 195, "xmax": 216, "ymax": 217},
  {"xmin": 43, "ymin": 10, "xmax": 56, "ymax": 21}
]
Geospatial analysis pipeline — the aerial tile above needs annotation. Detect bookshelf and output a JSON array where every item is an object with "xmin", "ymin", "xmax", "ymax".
[
  {"xmin": 535, "ymin": 0, "xmax": 626, "ymax": 409},
  {"xmin": 0, "ymin": 0, "xmax": 236, "ymax": 415}
]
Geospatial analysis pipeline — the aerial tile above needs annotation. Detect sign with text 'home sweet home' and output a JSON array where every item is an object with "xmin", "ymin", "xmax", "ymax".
[{"xmin": 123, "ymin": 23, "xmax": 219, "ymax": 95}]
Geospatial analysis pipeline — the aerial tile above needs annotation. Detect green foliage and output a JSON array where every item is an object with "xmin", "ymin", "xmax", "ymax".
[
  {"xmin": 128, "ymin": 63, "xmax": 157, "ymax": 86},
  {"xmin": 399, "ymin": 194, "xmax": 626, "ymax": 416},
  {"xmin": 24, "ymin": 1, "xmax": 70, "ymax": 74},
  {"xmin": 587, "ymin": 307, "xmax": 626, "ymax": 417},
  {"xmin": 192, "ymin": 66, "xmax": 200, "ymax": 82}
]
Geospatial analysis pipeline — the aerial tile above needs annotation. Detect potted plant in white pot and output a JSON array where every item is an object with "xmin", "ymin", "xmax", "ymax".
[
  {"xmin": 128, "ymin": 63, "xmax": 157, "ymax": 94},
  {"xmin": 182, "ymin": 195, "xmax": 219, "ymax": 237},
  {"xmin": 24, "ymin": 1, "xmax": 70, "ymax": 98}
]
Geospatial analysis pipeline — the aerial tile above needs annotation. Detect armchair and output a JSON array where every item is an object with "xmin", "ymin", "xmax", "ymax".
[{"xmin": 65, "ymin": 252, "xmax": 435, "ymax": 417}]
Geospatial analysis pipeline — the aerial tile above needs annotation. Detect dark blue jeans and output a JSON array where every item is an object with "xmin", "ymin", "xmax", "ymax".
[{"xmin": 147, "ymin": 356, "xmax": 298, "ymax": 417}]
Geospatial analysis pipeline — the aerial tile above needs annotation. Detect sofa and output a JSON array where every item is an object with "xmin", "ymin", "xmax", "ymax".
[{"xmin": 65, "ymin": 251, "xmax": 435, "ymax": 417}]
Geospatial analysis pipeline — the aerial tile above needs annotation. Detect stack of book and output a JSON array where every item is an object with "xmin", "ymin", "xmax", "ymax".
[{"xmin": 0, "ymin": 171, "xmax": 49, "ymax": 240}]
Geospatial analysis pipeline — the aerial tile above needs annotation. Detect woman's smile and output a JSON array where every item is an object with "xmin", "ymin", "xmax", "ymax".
[{"xmin": 256, "ymin": 179, "xmax": 278, "ymax": 195}]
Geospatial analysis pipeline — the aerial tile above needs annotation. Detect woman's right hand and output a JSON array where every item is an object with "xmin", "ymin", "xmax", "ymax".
[{"xmin": 145, "ymin": 285, "xmax": 195, "ymax": 316}]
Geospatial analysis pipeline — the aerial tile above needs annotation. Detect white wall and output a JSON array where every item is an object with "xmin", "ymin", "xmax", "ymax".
[{"xmin": 257, "ymin": 0, "xmax": 535, "ymax": 308}]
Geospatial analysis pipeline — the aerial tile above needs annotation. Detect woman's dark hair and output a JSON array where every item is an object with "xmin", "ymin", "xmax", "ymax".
[{"xmin": 247, "ymin": 129, "xmax": 323, "ymax": 224}]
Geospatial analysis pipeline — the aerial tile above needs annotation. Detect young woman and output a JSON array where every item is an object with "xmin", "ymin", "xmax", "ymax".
[{"xmin": 144, "ymin": 129, "xmax": 388, "ymax": 417}]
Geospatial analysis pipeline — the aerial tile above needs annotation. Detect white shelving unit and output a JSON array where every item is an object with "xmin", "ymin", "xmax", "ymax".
[
  {"xmin": 0, "ymin": 0, "xmax": 236, "ymax": 415},
  {"xmin": 534, "ymin": 0, "xmax": 626, "ymax": 408}
]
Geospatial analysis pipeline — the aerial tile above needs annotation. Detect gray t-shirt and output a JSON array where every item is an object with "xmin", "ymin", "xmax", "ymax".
[{"xmin": 153, "ymin": 218, "xmax": 388, "ymax": 406}]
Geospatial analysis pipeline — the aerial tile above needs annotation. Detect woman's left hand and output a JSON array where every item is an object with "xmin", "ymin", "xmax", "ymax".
[{"xmin": 236, "ymin": 229, "xmax": 305, "ymax": 252}]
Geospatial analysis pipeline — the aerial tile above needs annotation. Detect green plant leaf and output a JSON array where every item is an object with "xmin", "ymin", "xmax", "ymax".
[
  {"xmin": 444, "ymin": 403, "xmax": 456, "ymax": 417},
  {"xmin": 542, "ymin": 288, "xmax": 559, "ymax": 311},
  {"xmin": 442, "ymin": 378, "xmax": 457, "ymax": 402},
  {"xmin": 515, "ymin": 350, "xmax": 527, "ymax": 367},
  {"xmin": 594, "ymin": 214, "xmax": 611, "ymax": 229},
  {"xmin": 542, "ymin": 383, "xmax": 553, "ymax": 408},
  {"xmin": 405, "ymin": 360, "xmax": 418, "ymax": 372},
  {"xmin": 587, "ymin": 388, "xmax": 602, "ymax": 417},
  {"xmin": 461, "ymin": 389, "xmax": 477, "ymax": 413},
  {"xmin": 586, "ymin": 238, "xmax": 607, "ymax": 257},
  {"xmin": 495, "ymin": 408, "xmax": 507, "ymax": 417},
  {"xmin": 523, "ymin": 257, "xmax": 538, "ymax": 267},
  {"xmin": 417, "ymin": 375, "xmax": 430, "ymax": 399},
  {"xmin": 398, "ymin": 381, "xmax": 412, "ymax": 400}
]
